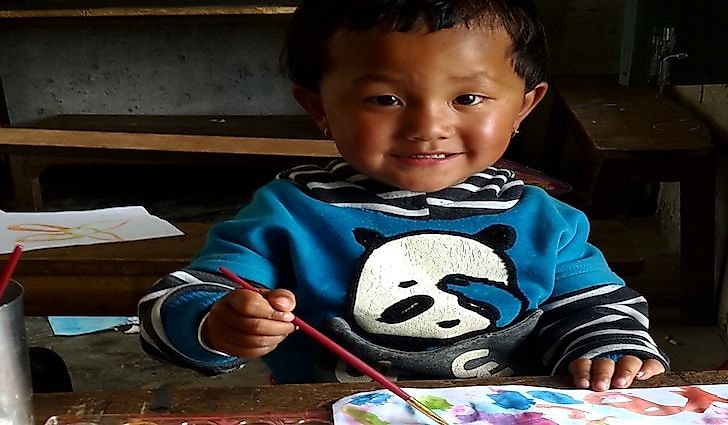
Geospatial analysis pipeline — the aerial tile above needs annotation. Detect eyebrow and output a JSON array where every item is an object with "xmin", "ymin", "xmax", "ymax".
[
  {"xmin": 449, "ymin": 71, "xmax": 504, "ymax": 86},
  {"xmin": 351, "ymin": 74, "xmax": 403, "ymax": 85}
]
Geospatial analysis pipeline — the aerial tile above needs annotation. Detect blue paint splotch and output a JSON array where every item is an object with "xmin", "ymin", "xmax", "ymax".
[
  {"xmin": 488, "ymin": 391, "xmax": 535, "ymax": 410},
  {"xmin": 349, "ymin": 392, "xmax": 393, "ymax": 406},
  {"xmin": 527, "ymin": 390, "xmax": 583, "ymax": 405}
]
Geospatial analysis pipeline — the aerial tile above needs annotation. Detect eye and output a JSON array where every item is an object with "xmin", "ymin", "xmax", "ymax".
[
  {"xmin": 399, "ymin": 280, "xmax": 418, "ymax": 288},
  {"xmin": 453, "ymin": 94, "xmax": 485, "ymax": 106},
  {"xmin": 367, "ymin": 95, "xmax": 402, "ymax": 106}
]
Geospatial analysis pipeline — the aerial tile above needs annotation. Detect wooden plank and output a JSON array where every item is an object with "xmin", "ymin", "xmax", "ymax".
[
  {"xmin": 9, "ymin": 223, "xmax": 207, "ymax": 276},
  {"xmin": 9, "ymin": 222, "xmax": 208, "ymax": 316},
  {"xmin": 0, "ymin": 127, "xmax": 339, "ymax": 158},
  {"xmin": 29, "ymin": 114, "xmax": 323, "ymax": 139},
  {"xmin": 551, "ymin": 75, "xmax": 713, "ymax": 154},
  {"xmin": 0, "ymin": 115, "xmax": 333, "ymax": 209},
  {"xmin": 21, "ymin": 274, "xmax": 161, "ymax": 316},
  {"xmin": 0, "ymin": 1, "xmax": 297, "ymax": 19},
  {"xmin": 32, "ymin": 372, "xmax": 728, "ymax": 423}
]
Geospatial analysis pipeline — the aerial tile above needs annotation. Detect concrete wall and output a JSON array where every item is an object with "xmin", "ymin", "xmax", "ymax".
[
  {"xmin": 0, "ymin": 17, "xmax": 301, "ymax": 124},
  {"xmin": 538, "ymin": 0, "xmax": 623, "ymax": 75}
]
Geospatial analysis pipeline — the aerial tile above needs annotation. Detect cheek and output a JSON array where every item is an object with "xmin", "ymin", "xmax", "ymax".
[
  {"xmin": 337, "ymin": 119, "xmax": 389, "ymax": 152},
  {"xmin": 463, "ymin": 117, "xmax": 512, "ymax": 148}
]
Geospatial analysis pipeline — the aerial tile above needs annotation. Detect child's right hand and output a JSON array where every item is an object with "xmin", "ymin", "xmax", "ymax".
[{"xmin": 200, "ymin": 287, "xmax": 297, "ymax": 359}]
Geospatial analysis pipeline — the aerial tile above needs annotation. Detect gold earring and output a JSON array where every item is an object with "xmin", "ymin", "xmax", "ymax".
[
  {"xmin": 510, "ymin": 129, "xmax": 520, "ymax": 139},
  {"xmin": 323, "ymin": 127, "xmax": 332, "ymax": 139}
]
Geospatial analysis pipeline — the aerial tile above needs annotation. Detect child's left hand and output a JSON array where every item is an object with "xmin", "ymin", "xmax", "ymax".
[{"xmin": 568, "ymin": 355, "xmax": 666, "ymax": 391}]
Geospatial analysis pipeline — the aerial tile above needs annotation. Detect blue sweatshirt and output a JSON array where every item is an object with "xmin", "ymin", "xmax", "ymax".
[{"xmin": 139, "ymin": 160, "xmax": 668, "ymax": 383}]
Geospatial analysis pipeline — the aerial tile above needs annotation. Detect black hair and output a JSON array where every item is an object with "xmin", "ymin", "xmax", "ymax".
[{"xmin": 281, "ymin": 0, "xmax": 549, "ymax": 92}]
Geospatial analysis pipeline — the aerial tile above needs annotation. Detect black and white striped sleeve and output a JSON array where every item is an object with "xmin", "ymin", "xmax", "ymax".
[
  {"xmin": 138, "ymin": 269, "xmax": 246, "ymax": 375},
  {"xmin": 536, "ymin": 284, "xmax": 670, "ymax": 374}
]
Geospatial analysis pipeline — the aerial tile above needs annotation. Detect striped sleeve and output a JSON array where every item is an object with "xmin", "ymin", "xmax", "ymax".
[
  {"xmin": 536, "ymin": 284, "xmax": 670, "ymax": 374},
  {"xmin": 138, "ymin": 269, "xmax": 246, "ymax": 375}
]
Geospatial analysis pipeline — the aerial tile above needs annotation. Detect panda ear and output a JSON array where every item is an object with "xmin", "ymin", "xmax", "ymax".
[
  {"xmin": 353, "ymin": 228, "xmax": 385, "ymax": 248},
  {"xmin": 475, "ymin": 224, "xmax": 516, "ymax": 250}
]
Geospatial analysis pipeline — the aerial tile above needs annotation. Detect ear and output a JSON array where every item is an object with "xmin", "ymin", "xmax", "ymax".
[
  {"xmin": 353, "ymin": 228, "xmax": 386, "ymax": 249},
  {"xmin": 514, "ymin": 81, "xmax": 549, "ymax": 129},
  {"xmin": 474, "ymin": 224, "xmax": 516, "ymax": 250},
  {"xmin": 292, "ymin": 84, "xmax": 327, "ymax": 130}
]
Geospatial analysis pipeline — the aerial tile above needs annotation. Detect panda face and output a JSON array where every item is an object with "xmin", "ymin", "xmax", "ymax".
[{"xmin": 351, "ymin": 228, "xmax": 519, "ymax": 341}]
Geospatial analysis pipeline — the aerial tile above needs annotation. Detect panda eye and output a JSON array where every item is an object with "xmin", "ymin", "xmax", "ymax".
[{"xmin": 399, "ymin": 280, "xmax": 418, "ymax": 288}]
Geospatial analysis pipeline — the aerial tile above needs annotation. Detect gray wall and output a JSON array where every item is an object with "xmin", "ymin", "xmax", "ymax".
[
  {"xmin": 0, "ymin": 17, "xmax": 301, "ymax": 124},
  {"xmin": 539, "ymin": 0, "xmax": 623, "ymax": 75}
]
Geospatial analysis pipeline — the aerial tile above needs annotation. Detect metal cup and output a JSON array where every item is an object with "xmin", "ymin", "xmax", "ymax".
[{"xmin": 0, "ymin": 280, "xmax": 33, "ymax": 425}]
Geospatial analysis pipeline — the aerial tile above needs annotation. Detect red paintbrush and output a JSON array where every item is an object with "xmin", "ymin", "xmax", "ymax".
[
  {"xmin": 218, "ymin": 266, "xmax": 448, "ymax": 425},
  {"xmin": 0, "ymin": 245, "xmax": 23, "ymax": 300}
]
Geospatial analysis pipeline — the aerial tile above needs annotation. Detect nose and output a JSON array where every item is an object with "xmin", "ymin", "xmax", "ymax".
[{"xmin": 401, "ymin": 103, "xmax": 454, "ymax": 142}]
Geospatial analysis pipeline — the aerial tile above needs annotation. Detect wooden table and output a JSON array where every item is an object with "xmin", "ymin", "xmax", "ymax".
[
  {"xmin": 546, "ymin": 75, "xmax": 716, "ymax": 326},
  {"xmin": 3, "ymin": 220, "xmax": 643, "ymax": 317},
  {"xmin": 8, "ymin": 222, "xmax": 210, "ymax": 316},
  {"xmin": 33, "ymin": 371, "xmax": 728, "ymax": 424}
]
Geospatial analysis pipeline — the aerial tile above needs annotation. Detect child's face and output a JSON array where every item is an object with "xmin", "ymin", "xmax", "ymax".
[{"xmin": 294, "ymin": 24, "xmax": 547, "ymax": 192}]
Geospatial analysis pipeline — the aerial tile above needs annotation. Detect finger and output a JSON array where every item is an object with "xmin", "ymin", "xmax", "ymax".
[
  {"xmin": 589, "ymin": 358, "xmax": 616, "ymax": 392},
  {"xmin": 264, "ymin": 288, "xmax": 297, "ymax": 315},
  {"xmin": 568, "ymin": 358, "xmax": 592, "ymax": 389},
  {"xmin": 202, "ymin": 318, "xmax": 291, "ymax": 358},
  {"xmin": 635, "ymin": 359, "xmax": 667, "ymax": 380},
  {"xmin": 224, "ymin": 314, "xmax": 297, "ymax": 337},
  {"xmin": 212, "ymin": 335, "xmax": 282, "ymax": 359},
  {"xmin": 611, "ymin": 355, "xmax": 644, "ymax": 388},
  {"xmin": 227, "ymin": 289, "xmax": 293, "ymax": 322}
]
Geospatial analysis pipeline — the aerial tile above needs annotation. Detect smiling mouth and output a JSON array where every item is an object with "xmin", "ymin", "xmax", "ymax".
[
  {"xmin": 410, "ymin": 153, "xmax": 448, "ymax": 159},
  {"xmin": 402, "ymin": 153, "xmax": 458, "ymax": 160}
]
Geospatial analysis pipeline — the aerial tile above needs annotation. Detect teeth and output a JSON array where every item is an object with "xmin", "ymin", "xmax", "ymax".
[{"xmin": 411, "ymin": 153, "xmax": 447, "ymax": 159}]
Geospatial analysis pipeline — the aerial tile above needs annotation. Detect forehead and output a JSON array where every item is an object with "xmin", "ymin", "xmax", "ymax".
[{"xmin": 323, "ymin": 24, "xmax": 520, "ymax": 86}]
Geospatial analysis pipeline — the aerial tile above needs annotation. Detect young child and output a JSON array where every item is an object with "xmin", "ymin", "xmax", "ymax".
[{"xmin": 139, "ymin": 0, "xmax": 668, "ymax": 391}]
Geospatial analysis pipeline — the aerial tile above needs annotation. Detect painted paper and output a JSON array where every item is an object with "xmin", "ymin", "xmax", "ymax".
[
  {"xmin": 0, "ymin": 206, "xmax": 183, "ymax": 253},
  {"xmin": 332, "ymin": 384, "xmax": 728, "ymax": 424}
]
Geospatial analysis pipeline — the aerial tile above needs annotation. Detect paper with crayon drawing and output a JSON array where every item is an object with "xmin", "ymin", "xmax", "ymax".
[{"xmin": 333, "ymin": 384, "xmax": 728, "ymax": 424}]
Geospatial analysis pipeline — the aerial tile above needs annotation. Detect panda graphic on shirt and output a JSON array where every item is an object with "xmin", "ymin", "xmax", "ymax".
[{"xmin": 320, "ymin": 224, "xmax": 544, "ymax": 382}]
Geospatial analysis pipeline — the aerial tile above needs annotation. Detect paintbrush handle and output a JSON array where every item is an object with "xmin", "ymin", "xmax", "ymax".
[
  {"xmin": 218, "ymin": 266, "xmax": 410, "ymax": 398},
  {"xmin": 218, "ymin": 266, "xmax": 448, "ymax": 425},
  {"xmin": 289, "ymin": 316, "xmax": 411, "ymax": 399},
  {"xmin": 289, "ymin": 318, "xmax": 451, "ymax": 425}
]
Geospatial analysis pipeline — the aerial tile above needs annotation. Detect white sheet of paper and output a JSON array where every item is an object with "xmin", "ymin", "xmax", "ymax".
[
  {"xmin": 0, "ymin": 206, "xmax": 183, "ymax": 253},
  {"xmin": 333, "ymin": 384, "xmax": 728, "ymax": 424}
]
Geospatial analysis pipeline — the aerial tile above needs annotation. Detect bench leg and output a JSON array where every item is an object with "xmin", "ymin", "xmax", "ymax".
[
  {"xmin": 9, "ymin": 155, "xmax": 43, "ymax": 210},
  {"xmin": 680, "ymin": 155, "xmax": 717, "ymax": 325}
]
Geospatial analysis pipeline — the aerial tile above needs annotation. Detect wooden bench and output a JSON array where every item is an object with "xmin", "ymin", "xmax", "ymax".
[
  {"xmin": 0, "ymin": 1, "xmax": 297, "ymax": 19},
  {"xmin": 0, "ymin": 115, "xmax": 335, "ymax": 209},
  {"xmin": 545, "ymin": 75, "xmax": 715, "ymax": 325},
  {"xmin": 2, "ymin": 220, "xmax": 643, "ymax": 316}
]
